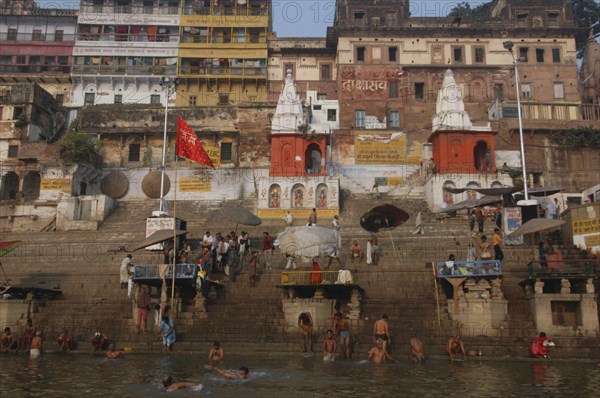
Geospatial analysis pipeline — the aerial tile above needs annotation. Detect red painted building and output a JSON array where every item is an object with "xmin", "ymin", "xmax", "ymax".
[
  {"xmin": 269, "ymin": 134, "xmax": 328, "ymax": 177},
  {"xmin": 429, "ymin": 129, "xmax": 497, "ymax": 174}
]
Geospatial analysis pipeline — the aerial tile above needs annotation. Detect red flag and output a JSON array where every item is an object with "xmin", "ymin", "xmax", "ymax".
[{"xmin": 176, "ymin": 116, "xmax": 215, "ymax": 168}]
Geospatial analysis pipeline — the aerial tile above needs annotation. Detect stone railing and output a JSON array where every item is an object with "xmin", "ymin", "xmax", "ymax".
[{"xmin": 527, "ymin": 259, "xmax": 595, "ymax": 277}]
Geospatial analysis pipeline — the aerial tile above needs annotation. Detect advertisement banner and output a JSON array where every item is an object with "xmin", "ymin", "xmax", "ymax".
[{"xmin": 503, "ymin": 207, "xmax": 523, "ymax": 246}]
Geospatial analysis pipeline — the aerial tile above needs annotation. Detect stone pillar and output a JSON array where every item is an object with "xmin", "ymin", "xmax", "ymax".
[
  {"xmin": 490, "ymin": 278, "xmax": 504, "ymax": 299},
  {"xmin": 585, "ymin": 278, "xmax": 595, "ymax": 294},
  {"xmin": 346, "ymin": 289, "xmax": 362, "ymax": 320},
  {"xmin": 560, "ymin": 278, "xmax": 571, "ymax": 294},
  {"xmin": 534, "ymin": 279, "xmax": 544, "ymax": 294}
]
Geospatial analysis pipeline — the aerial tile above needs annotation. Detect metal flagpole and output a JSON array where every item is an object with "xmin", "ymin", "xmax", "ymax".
[{"xmin": 170, "ymin": 155, "xmax": 179, "ymax": 310}]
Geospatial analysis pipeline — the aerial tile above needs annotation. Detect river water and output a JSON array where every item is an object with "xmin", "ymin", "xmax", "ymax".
[{"xmin": 0, "ymin": 353, "xmax": 598, "ymax": 397}]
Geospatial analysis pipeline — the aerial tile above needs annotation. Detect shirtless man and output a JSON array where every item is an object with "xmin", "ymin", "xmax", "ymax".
[
  {"xmin": 373, "ymin": 314, "xmax": 391, "ymax": 352},
  {"xmin": 162, "ymin": 375, "xmax": 198, "ymax": 391},
  {"xmin": 106, "ymin": 343, "xmax": 122, "ymax": 359},
  {"xmin": 447, "ymin": 335, "xmax": 467, "ymax": 361},
  {"xmin": 57, "ymin": 328, "xmax": 73, "ymax": 352},
  {"xmin": 368, "ymin": 339, "xmax": 395, "ymax": 364},
  {"xmin": 298, "ymin": 312, "xmax": 313, "ymax": 352},
  {"xmin": 349, "ymin": 240, "xmax": 362, "ymax": 263},
  {"xmin": 334, "ymin": 312, "xmax": 353, "ymax": 359},
  {"xmin": 30, "ymin": 331, "xmax": 42, "ymax": 358},
  {"xmin": 370, "ymin": 236, "xmax": 379, "ymax": 265},
  {"xmin": 1, "ymin": 327, "xmax": 18, "ymax": 353},
  {"xmin": 410, "ymin": 338, "xmax": 425, "ymax": 363},
  {"xmin": 208, "ymin": 341, "xmax": 224, "ymax": 362},
  {"xmin": 322, "ymin": 329, "xmax": 337, "ymax": 362},
  {"xmin": 205, "ymin": 365, "xmax": 249, "ymax": 379}
]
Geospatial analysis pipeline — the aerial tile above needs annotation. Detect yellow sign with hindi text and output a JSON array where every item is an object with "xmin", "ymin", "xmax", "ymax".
[
  {"xmin": 204, "ymin": 146, "xmax": 221, "ymax": 168},
  {"xmin": 354, "ymin": 131, "xmax": 406, "ymax": 164},
  {"xmin": 179, "ymin": 177, "xmax": 211, "ymax": 192},
  {"xmin": 572, "ymin": 217, "xmax": 600, "ymax": 235},
  {"xmin": 40, "ymin": 178, "xmax": 71, "ymax": 191}
]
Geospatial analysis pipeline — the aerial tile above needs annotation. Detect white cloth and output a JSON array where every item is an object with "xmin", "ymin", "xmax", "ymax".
[
  {"xmin": 366, "ymin": 241, "xmax": 372, "ymax": 265},
  {"xmin": 336, "ymin": 270, "xmax": 353, "ymax": 284},
  {"xmin": 120, "ymin": 257, "xmax": 130, "ymax": 284},
  {"xmin": 202, "ymin": 234, "xmax": 214, "ymax": 246},
  {"xmin": 127, "ymin": 279, "xmax": 134, "ymax": 298}
]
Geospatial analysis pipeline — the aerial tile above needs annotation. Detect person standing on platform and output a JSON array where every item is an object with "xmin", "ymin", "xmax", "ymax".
[
  {"xmin": 262, "ymin": 232, "xmax": 274, "ymax": 271},
  {"xmin": 476, "ymin": 209, "xmax": 484, "ymax": 235},
  {"xmin": 308, "ymin": 208, "xmax": 317, "ymax": 226},
  {"xmin": 493, "ymin": 228, "xmax": 504, "ymax": 261}
]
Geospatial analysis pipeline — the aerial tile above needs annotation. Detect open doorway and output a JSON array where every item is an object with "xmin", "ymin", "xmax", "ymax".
[
  {"xmin": 473, "ymin": 141, "xmax": 491, "ymax": 172},
  {"xmin": 305, "ymin": 143, "xmax": 322, "ymax": 174}
]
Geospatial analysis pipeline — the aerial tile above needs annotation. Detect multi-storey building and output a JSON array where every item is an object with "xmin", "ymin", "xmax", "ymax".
[
  {"xmin": 328, "ymin": 0, "xmax": 598, "ymax": 194},
  {"xmin": 0, "ymin": 2, "xmax": 78, "ymax": 105},
  {"xmin": 71, "ymin": 0, "xmax": 181, "ymax": 106},
  {"xmin": 176, "ymin": 0, "xmax": 270, "ymax": 106}
]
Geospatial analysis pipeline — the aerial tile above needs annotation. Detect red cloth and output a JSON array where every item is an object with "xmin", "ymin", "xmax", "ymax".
[
  {"xmin": 529, "ymin": 336, "xmax": 549, "ymax": 356},
  {"xmin": 309, "ymin": 262, "xmax": 321, "ymax": 284},
  {"xmin": 176, "ymin": 116, "xmax": 215, "ymax": 168}
]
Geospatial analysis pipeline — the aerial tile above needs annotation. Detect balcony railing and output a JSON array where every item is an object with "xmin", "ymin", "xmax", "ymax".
[
  {"xmin": 77, "ymin": 33, "xmax": 179, "ymax": 43},
  {"xmin": 180, "ymin": 65, "xmax": 266, "ymax": 77},
  {"xmin": 436, "ymin": 260, "xmax": 503, "ymax": 278},
  {"xmin": 0, "ymin": 65, "xmax": 70, "ymax": 73},
  {"xmin": 4, "ymin": 33, "xmax": 76, "ymax": 42},
  {"xmin": 72, "ymin": 64, "xmax": 176, "ymax": 75},
  {"xmin": 500, "ymin": 102, "xmax": 600, "ymax": 121},
  {"xmin": 280, "ymin": 270, "xmax": 356, "ymax": 285},
  {"xmin": 527, "ymin": 260, "xmax": 595, "ymax": 277},
  {"xmin": 80, "ymin": 5, "xmax": 180, "ymax": 15},
  {"xmin": 183, "ymin": 4, "xmax": 268, "ymax": 16},
  {"xmin": 180, "ymin": 35, "xmax": 265, "ymax": 44}
]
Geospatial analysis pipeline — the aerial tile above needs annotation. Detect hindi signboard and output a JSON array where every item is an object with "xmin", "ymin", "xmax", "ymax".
[{"xmin": 354, "ymin": 131, "xmax": 406, "ymax": 165}]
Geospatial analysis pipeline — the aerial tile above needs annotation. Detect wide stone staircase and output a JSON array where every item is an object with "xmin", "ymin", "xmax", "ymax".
[{"xmin": 1, "ymin": 195, "xmax": 598, "ymax": 358}]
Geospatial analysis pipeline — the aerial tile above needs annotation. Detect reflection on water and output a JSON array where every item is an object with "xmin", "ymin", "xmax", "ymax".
[{"xmin": 1, "ymin": 353, "xmax": 598, "ymax": 397}]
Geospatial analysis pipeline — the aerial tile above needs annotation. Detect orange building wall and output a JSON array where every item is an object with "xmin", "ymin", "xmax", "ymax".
[
  {"xmin": 269, "ymin": 135, "xmax": 328, "ymax": 177},
  {"xmin": 430, "ymin": 130, "xmax": 497, "ymax": 174}
]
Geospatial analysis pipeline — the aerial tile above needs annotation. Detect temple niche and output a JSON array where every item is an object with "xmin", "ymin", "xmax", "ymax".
[{"xmin": 257, "ymin": 68, "xmax": 339, "ymax": 219}]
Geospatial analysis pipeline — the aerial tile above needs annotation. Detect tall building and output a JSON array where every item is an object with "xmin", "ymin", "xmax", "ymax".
[
  {"xmin": 176, "ymin": 0, "xmax": 271, "ymax": 106},
  {"xmin": 0, "ymin": 2, "xmax": 78, "ymax": 105},
  {"xmin": 71, "ymin": 0, "xmax": 181, "ymax": 106}
]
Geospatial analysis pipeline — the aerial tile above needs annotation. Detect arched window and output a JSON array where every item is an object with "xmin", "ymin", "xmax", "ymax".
[
  {"xmin": 466, "ymin": 181, "xmax": 481, "ymax": 201},
  {"xmin": 442, "ymin": 180, "xmax": 455, "ymax": 205},
  {"xmin": 22, "ymin": 171, "xmax": 41, "ymax": 201},
  {"xmin": 305, "ymin": 143, "xmax": 322, "ymax": 175}
]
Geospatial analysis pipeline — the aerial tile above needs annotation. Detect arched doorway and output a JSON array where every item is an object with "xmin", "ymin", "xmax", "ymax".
[
  {"xmin": 0, "ymin": 172, "xmax": 19, "ymax": 200},
  {"xmin": 22, "ymin": 171, "xmax": 41, "ymax": 201},
  {"xmin": 305, "ymin": 143, "xmax": 322, "ymax": 175},
  {"xmin": 473, "ymin": 141, "xmax": 490, "ymax": 172}
]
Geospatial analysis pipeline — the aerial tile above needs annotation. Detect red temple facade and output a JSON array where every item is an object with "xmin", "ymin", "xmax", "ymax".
[{"xmin": 429, "ymin": 129, "xmax": 497, "ymax": 174}]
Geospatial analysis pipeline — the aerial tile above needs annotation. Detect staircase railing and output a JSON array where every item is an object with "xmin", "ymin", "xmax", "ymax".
[{"xmin": 280, "ymin": 270, "xmax": 355, "ymax": 285}]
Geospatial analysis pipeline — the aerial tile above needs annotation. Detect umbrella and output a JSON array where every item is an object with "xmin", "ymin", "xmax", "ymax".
[
  {"xmin": 437, "ymin": 196, "xmax": 503, "ymax": 214},
  {"xmin": 275, "ymin": 226, "xmax": 338, "ymax": 255},
  {"xmin": 528, "ymin": 187, "xmax": 563, "ymax": 197},
  {"xmin": 360, "ymin": 204, "xmax": 409, "ymax": 233},
  {"xmin": 132, "ymin": 229, "xmax": 187, "ymax": 251},
  {"xmin": 0, "ymin": 241, "xmax": 21, "ymax": 257},
  {"xmin": 507, "ymin": 218, "xmax": 565, "ymax": 238},
  {"xmin": 220, "ymin": 206, "xmax": 261, "ymax": 228},
  {"xmin": 1, "ymin": 241, "xmax": 21, "ymax": 286}
]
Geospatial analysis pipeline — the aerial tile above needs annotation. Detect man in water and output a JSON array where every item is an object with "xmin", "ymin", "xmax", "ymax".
[
  {"xmin": 373, "ymin": 314, "xmax": 391, "ymax": 352},
  {"xmin": 368, "ymin": 339, "xmax": 395, "ymax": 364},
  {"xmin": 30, "ymin": 331, "xmax": 42, "ymax": 358},
  {"xmin": 447, "ymin": 335, "xmax": 467, "ymax": 361},
  {"xmin": 410, "ymin": 338, "xmax": 425, "ymax": 363},
  {"xmin": 1, "ymin": 327, "xmax": 18, "ymax": 353},
  {"xmin": 334, "ymin": 312, "xmax": 353, "ymax": 359},
  {"xmin": 106, "ymin": 343, "xmax": 122, "ymax": 359},
  {"xmin": 298, "ymin": 312, "xmax": 313, "ymax": 352},
  {"xmin": 208, "ymin": 341, "xmax": 224, "ymax": 362},
  {"xmin": 322, "ymin": 329, "xmax": 337, "ymax": 362},
  {"xmin": 162, "ymin": 375, "xmax": 199, "ymax": 391},
  {"xmin": 205, "ymin": 365, "xmax": 249, "ymax": 379},
  {"xmin": 57, "ymin": 328, "xmax": 73, "ymax": 352}
]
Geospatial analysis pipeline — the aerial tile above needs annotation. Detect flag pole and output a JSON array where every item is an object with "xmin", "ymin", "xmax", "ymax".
[{"xmin": 171, "ymin": 145, "xmax": 179, "ymax": 312}]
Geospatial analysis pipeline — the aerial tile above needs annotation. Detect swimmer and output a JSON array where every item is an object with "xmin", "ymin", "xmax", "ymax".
[
  {"xmin": 106, "ymin": 343, "xmax": 122, "ymax": 359},
  {"xmin": 208, "ymin": 341, "xmax": 224, "ymax": 362},
  {"xmin": 205, "ymin": 364, "xmax": 249, "ymax": 379},
  {"xmin": 410, "ymin": 338, "xmax": 425, "ymax": 363},
  {"xmin": 162, "ymin": 375, "xmax": 198, "ymax": 391},
  {"xmin": 367, "ymin": 339, "xmax": 395, "ymax": 364}
]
